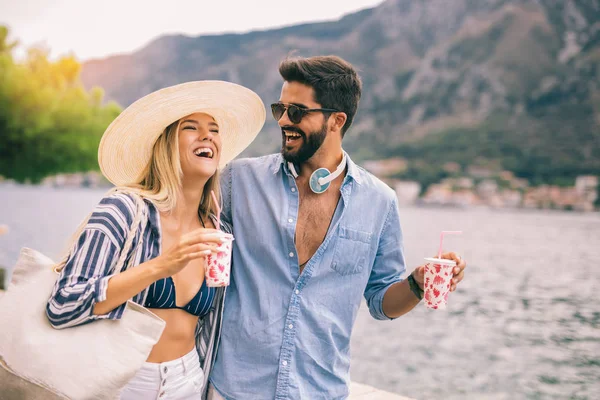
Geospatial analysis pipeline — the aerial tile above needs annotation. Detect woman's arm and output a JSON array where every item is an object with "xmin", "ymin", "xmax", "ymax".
[
  {"xmin": 93, "ymin": 227, "xmax": 225, "ymax": 315},
  {"xmin": 46, "ymin": 193, "xmax": 139, "ymax": 328},
  {"xmin": 47, "ymin": 193, "xmax": 228, "ymax": 328},
  {"xmin": 91, "ymin": 257, "xmax": 164, "ymax": 316}
]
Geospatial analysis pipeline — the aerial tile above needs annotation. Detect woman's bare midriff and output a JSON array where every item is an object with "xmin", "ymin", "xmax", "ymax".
[{"xmin": 145, "ymin": 308, "xmax": 199, "ymax": 363}]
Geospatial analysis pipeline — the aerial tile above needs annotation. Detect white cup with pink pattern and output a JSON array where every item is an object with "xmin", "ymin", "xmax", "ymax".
[
  {"xmin": 423, "ymin": 257, "xmax": 456, "ymax": 310},
  {"xmin": 204, "ymin": 235, "xmax": 234, "ymax": 287}
]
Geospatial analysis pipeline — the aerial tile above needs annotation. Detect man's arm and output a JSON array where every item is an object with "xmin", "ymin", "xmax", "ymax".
[
  {"xmin": 365, "ymin": 196, "xmax": 467, "ymax": 320},
  {"xmin": 381, "ymin": 278, "xmax": 421, "ymax": 319},
  {"xmin": 383, "ymin": 254, "xmax": 466, "ymax": 318},
  {"xmin": 376, "ymin": 196, "xmax": 420, "ymax": 319},
  {"xmin": 363, "ymin": 197, "xmax": 408, "ymax": 320}
]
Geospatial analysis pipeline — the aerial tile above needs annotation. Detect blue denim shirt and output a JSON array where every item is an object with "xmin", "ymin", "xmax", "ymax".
[{"xmin": 210, "ymin": 153, "xmax": 406, "ymax": 399}]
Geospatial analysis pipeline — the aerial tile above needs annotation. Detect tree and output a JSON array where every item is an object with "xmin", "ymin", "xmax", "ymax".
[{"xmin": 0, "ymin": 26, "xmax": 121, "ymax": 182}]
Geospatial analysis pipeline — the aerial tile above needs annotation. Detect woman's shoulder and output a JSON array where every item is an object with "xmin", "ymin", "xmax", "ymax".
[
  {"xmin": 88, "ymin": 190, "xmax": 145, "ymax": 233},
  {"xmin": 99, "ymin": 190, "xmax": 137, "ymax": 211}
]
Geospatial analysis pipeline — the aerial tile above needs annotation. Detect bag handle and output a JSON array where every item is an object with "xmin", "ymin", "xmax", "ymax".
[
  {"xmin": 54, "ymin": 188, "xmax": 148, "ymax": 275},
  {"xmin": 113, "ymin": 191, "xmax": 148, "ymax": 275}
]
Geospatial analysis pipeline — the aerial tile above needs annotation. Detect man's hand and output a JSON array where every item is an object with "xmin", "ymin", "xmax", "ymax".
[{"xmin": 412, "ymin": 251, "xmax": 466, "ymax": 292}]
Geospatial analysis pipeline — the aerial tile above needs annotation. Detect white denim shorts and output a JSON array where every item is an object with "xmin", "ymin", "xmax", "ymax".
[{"xmin": 119, "ymin": 348, "xmax": 204, "ymax": 400}]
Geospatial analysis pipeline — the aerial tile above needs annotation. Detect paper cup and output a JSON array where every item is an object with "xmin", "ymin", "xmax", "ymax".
[
  {"xmin": 205, "ymin": 236, "xmax": 233, "ymax": 287},
  {"xmin": 423, "ymin": 257, "xmax": 456, "ymax": 310}
]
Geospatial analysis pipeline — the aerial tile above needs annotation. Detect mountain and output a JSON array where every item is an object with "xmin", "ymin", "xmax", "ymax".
[{"xmin": 81, "ymin": 0, "xmax": 600, "ymax": 186}]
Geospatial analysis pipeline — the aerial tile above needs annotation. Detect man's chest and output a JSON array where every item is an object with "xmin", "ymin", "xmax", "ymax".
[{"xmin": 294, "ymin": 189, "xmax": 341, "ymax": 265}]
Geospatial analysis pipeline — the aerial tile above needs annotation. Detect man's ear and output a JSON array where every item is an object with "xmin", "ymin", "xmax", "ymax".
[{"xmin": 330, "ymin": 112, "xmax": 347, "ymax": 133}]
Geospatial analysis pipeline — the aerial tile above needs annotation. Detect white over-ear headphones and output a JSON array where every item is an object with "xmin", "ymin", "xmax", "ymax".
[{"xmin": 288, "ymin": 153, "xmax": 347, "ymax": 194}]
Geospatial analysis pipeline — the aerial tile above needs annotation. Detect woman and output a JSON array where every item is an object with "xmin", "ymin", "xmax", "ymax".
[{"xmin": 45, "ymin": 81, "xmax": 265, "ymax": 399}]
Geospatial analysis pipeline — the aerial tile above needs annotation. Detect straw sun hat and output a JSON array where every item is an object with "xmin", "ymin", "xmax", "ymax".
[{"xmin": 98, "ymin": 80, "xmax": 266, "ymax": 186}]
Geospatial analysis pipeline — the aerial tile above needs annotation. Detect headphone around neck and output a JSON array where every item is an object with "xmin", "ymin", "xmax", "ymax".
[{"xmin": 288, "ymin": 153, "xmax": 347, "ymax": 194}]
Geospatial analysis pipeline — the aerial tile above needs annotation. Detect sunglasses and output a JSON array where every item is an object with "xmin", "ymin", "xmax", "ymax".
[{"xmin": 271, "ymin": 103, "xmax": 339, "ymax": 125}]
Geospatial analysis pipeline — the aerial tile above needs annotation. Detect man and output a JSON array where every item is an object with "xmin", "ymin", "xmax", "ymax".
[{"xmin": 209, "ymin": 55, "xmax": 466, "ymax": 399}]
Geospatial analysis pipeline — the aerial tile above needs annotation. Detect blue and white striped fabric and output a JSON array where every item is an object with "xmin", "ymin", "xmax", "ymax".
[
  {"xmin": 47, "ymin": 193, "xmax": 146, "ymax": 327},
  {"xmin": 46, "ymin": 191, "xmax": 228, "ymax": 393}
]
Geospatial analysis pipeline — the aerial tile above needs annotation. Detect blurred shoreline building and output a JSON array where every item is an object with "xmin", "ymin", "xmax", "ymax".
[{"xmin": 363, "ymin": 158, "xmax": 598, "ymax": 212}]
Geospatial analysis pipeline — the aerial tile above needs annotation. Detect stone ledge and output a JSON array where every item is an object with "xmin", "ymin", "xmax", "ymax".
[{"xmin": 349, "ymin": 382, "xmax": 415, "ymax": 399}]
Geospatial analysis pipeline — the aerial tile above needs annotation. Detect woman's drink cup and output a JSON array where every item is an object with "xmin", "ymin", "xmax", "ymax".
[{"xmin": 204, "ymin": 235, "xmax": 234, "ymax": 287}]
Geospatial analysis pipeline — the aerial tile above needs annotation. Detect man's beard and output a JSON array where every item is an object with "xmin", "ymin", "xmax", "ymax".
[{"xmin": 281, "ymin": 123, "xmax": 327, "ymax": 165}]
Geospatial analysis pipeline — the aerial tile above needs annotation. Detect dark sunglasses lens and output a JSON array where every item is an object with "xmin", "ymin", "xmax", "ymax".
[
  {"xmin": 271, "ymin": 104, "xmax": 285, "ymax": 121},
  {"xmin": 287, "ymin": 105, "xmax": 304, "ymax": 124}
]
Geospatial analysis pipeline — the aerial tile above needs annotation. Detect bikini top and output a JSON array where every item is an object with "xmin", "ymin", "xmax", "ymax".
[
  {"xmin": 144, "ymin": 276, "xmax": 214, "ymax": 317},
  {"xmin": 144, "ymin": 211, "xmax": 216, "ymax": 317}
]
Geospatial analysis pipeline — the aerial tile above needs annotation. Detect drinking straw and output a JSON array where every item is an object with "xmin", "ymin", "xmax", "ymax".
[{"xmin": 438, "ymin": 231, "xmax": 462, "ymax": 259}]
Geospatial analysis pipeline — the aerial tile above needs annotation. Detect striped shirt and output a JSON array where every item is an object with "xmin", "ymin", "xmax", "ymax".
[{"xmin": 46, "ymin": 192, "xmax": 228, "ymax": 397}]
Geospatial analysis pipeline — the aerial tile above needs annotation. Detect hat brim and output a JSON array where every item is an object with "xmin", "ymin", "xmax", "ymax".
[{"xmin": 98, "ymin": 80, "xmax": 266, "ymax": 186}]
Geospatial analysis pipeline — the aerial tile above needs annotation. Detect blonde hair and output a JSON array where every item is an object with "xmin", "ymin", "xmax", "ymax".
[{"xmin": 55, "ymin": 117, "xmax": 221, "ymax": 270}]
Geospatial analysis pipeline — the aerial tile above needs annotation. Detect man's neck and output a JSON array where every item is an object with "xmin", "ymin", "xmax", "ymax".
[{"xmin": 297, "ymin": 148, "xmax": 344, "ymax": 178}]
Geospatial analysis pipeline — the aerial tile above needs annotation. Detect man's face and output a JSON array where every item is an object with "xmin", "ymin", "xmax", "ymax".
[{"xmin": 276, "ymin": 81, "xmax": 329, "ymax": 165}]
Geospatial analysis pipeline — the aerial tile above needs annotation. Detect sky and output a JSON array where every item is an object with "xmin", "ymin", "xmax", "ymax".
[{"xmin": 0, "ymin": 0, "xmax": 384, "ymax": 60}]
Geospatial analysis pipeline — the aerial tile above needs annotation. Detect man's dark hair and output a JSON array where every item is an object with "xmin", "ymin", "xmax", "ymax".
[{"xmin": 278, "ymin": 55, "xmax": 362, "ymax": 137}]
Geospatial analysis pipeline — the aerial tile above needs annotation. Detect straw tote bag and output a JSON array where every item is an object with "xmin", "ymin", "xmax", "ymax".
[{"xmin": 0, "ymin": 192, "xmax": 166, "ymax": 400}]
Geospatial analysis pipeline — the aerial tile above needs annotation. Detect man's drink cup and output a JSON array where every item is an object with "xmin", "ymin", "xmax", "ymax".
[{"xmin": 423, "ymin": 257, "xmax": 456, "ymax": 310}]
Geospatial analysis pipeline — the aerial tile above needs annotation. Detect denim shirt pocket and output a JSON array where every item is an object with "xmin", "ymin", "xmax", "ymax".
[{"xmin": 331, "ymin": 226, "xmax": 372, "ymax": 276}]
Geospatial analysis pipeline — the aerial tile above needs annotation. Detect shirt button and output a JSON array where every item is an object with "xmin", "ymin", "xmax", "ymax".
[
  {"xmin": 288, "ymin": 218, "xmax": 293, "ymax": 223},
  {"xmin": 289, "ymin": 252, "xmax": 294, "ymax": 257},
  {"xmin": 291, "ymin": 188, "xmax": 296, "ymax": 192},
  {"xmin": 163, "ymin": 366, "xmax": 168, "ymax": 373},
  {"xmin": 295, "ymin": 290, "xmax": 300, "ymax": 295},
  {"xmin": 282, "ymin": 360, "xmax": 288, "ymax": 366},
  {"xmin": 289, "ymin": 324, "xmax": 294, "ymax": 329}
]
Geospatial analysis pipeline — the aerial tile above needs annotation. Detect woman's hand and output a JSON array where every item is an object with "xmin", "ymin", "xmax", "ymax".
[{"xmin": 153, "ymin": 228, "xmax": 231, "ymax": 278}]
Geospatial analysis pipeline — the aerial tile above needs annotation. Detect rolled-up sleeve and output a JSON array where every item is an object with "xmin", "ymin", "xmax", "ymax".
[
  {"xmin": 363, "ymin": 197, "xmax": 406, "ymax": 320},
  {"xmin": 46, "ymin": 194, "xmax": 135, "ymax": 329}
]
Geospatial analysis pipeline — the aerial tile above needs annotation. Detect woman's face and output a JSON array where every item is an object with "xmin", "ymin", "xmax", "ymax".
[{"xmin": 177, "ymin": 112, "xmax": 221, "ymax": 179}]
